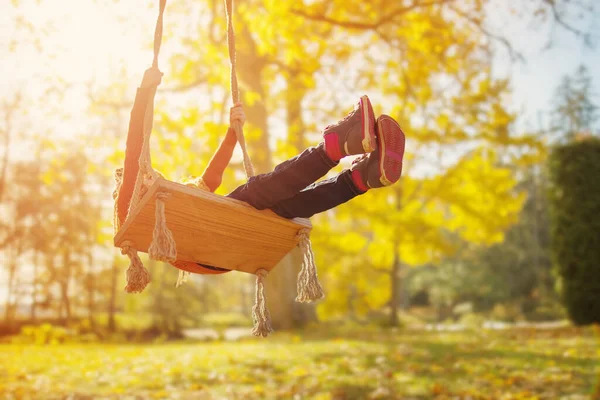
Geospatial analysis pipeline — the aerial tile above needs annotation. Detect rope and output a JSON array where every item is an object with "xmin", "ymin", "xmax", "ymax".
[
  {"xmin": 224, "ymin": 0, "xmax": 254, "ymax": 178},
  {"xmin": 251, "ymin": 269, "xmax": 273, "ymax": 337},
  {"xmin": 121, "ymin": 240, "xmax": 151, "ymax": 293},
  {"xmin": 112, "ymin": 168, "xmax": 124, "ymax": 233},
  {"xmin": 176, "ymin": 270, "xmax": 190, "ymax": 287},
  {"xmin": 152, "ymin": 0, "xmax": 167, "ymax": 69},
  {"xmin": 295, "ymin": 228, "xmax": 324, "ymax": 302},
  {"xmin": 148, "ymin": 192, "xmax": 177, "ymax": 262},
  {"xmin": 128, "ymin": 0, "xmax": 167, "ymax": 216},
  {"xmin": 224, "ymin": 0, "xmax": 239, "ymax": 105}
]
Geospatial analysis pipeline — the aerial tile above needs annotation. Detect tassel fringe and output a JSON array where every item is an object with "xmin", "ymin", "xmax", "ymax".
[
  {"xmin": 251, "ymin": 269, "xmax": 273, "ymax": 337},
  {"xmin": 295, "ymin": 228, "xmax": 324, "ymax": 303},
  {"xmin": 148, "ymin": 192, "xmax": 177, "ymax": 262},
  {"xmin": 176, "ymin": 270, "xmax": 190, "ymax": 288},
  {"xmin": 121, "ymin": 241, "xmax": 151, "ymax": 293}
]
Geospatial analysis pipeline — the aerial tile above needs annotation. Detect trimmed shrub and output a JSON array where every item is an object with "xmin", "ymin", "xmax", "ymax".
[{"xmin": 548, "ymin": 137, "xmax": 600, "ymax": 325}]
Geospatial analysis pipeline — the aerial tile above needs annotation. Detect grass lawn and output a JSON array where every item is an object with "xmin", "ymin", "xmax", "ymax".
[{"xmin": 0, "ymin": 327, "xmax": 598, "ymax": 399}]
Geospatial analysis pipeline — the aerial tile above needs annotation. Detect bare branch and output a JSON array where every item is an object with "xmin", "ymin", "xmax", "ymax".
[
  {"xmin": 447, "ymin": 5, "xmax": 525, "ymax": 63},
  {"xmin": 369, "ymin": 265, "xmax": 391, "ymax": 274},
  {"xmin": 0, "ymin": 92, "xmax": 22, "ymax": 203},
  {"xmin": 542, "ymin": 0, "xmax": 593, "ymax": 42},
  {"xmin": 292, "ymin": 0, "xmax": 455, "ymax": 30}
]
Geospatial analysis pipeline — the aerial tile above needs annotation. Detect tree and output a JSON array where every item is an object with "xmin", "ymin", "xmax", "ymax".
[
  {"xmin": 4, "ymin": 0, "xmax": 594, "ymax": 335},
  {"xmin": 548, "ymin": 137, "xmax": 600, "ymax": 325},
  {"xmin": 121, "ymin": 0, "xmax": 568, "ymax": 328},
  {"xmin": 407, "ymin": 168, "xmax": 564, "ymax": 322},
  {"xmin": 551, "ymin": 65, "xmax": 599, "ymax": 142},
  {"xmin": 288, "ymin": 1, "xmax": 543, "ymax": 325}
]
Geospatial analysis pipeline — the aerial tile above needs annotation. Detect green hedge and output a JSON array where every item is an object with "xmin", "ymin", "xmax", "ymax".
[{"xmin": 548, "ymin": 137, "xmax": 600, "ymax": 325}]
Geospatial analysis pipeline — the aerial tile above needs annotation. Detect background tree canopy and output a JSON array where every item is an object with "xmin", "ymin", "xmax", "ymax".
[
  {"xmin": 1, "ymin": 0, "xmax": 600, "ymax": 398},
  {"xmin": 0, "ymin": 0, "xmax": 599, "ymax": 334}
]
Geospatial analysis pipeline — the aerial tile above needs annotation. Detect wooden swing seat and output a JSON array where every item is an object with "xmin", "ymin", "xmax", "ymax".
[{"xmin": 114, "ymin": 177, "xmax": 312, "ymax": 274}]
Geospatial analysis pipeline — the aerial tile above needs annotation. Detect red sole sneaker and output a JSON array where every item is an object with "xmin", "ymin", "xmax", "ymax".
[
  {"xmin": 359, "ymin": 95, "xmax": 376, "ymax": 153},
  {"xmin": 376, "ymin": 115, "xmax": 405, "ymax": 186}
]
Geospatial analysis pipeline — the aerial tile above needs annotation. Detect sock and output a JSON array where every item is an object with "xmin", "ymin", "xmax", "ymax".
[
  {"xmin": 323, "ymin": 134, "xmax": 343, "ymax": 162},
  {"xmin": 351, "ymin": 170, "xmax": 368, "ymax": 192}
]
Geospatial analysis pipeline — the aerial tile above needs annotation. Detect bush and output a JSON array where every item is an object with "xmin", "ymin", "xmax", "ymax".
[
  {"xmin": 18, "ymin": 324, "xmax": 70, "ymax": 344},
  {"xmin": 548, "ymin": 137, "xmax": 600, "ymax": 325},
  {"xmin": 458, "ymin": 312, "xmax": 485, "ymax": 330}
]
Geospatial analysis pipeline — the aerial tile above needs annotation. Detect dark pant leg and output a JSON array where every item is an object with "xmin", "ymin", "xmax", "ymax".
[
  {"xmin": 227, "ymin": 143, "xmax": 337, "ymax": 209},
  {"xmin": 267, "ymin": 170, "xmax": 364, "ymax": 219}
]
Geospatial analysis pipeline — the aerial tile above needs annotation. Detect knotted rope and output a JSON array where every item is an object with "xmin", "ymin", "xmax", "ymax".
[
  {"xmin": 180, "ymin": 176, "xmax": 210, "ymax": 191},
  {"xmin": 176, "ymin": 270, "xmax": 190, "ymax": 287},
  {"xmin": 148, "ymin": 192, "xmax": 177, "ymax": 262},
  {"xmin": 251, "ymin": 269, "xmax": 273, "ymax": 337},
  {"xmin": 121, "ymin": 240, "xmax": 151, "ymax": 293},
  {"xmin": 295, "ymin": 228, "xmax": 324, "ymax": 302}
]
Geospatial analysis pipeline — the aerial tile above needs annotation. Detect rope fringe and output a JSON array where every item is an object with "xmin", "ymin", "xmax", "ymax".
[
  {"xmin": 148, "ymin": 192, "xmax": 177, "ymax": 262},
  {"xmin": 251, "ymin": 269, "xmax": 273, "ymax": 337},
  {"xmin": 295, "ymin": 228, "xmax": 324, "ymax": 303},
  {"xmin": 112, "ymin": 168, "xmax": 124, "ymax": 233},
  {"xmin": 121, "ymin": 241, "xmax": 151, "ymax": 293},
  {"xmin": 176, "ymin": 270, "xmax": 190, "ymax": 288},
  {"xmin": 181, "ymin": 176, "xmax": 210, "ymax": 191}
]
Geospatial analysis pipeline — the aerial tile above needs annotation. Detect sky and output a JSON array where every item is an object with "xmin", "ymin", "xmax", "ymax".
[
  {"xmin": 0, "ymin": 0, "xmax": 599, "ymax": 303},
  {"xmin": 1, "ymin": 0, "xmax": 599, "ymax": 138},
  {"xmin": 487, "ymin": 2, "xmax": 600, "ymax": 134}
]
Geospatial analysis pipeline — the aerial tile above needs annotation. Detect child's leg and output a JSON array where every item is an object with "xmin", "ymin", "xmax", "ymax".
[
  {"xmin": 227, "ymin": 143, "xmax": 337, "ymax": 210},
  {"xmin": 267, "ymin": 170, "xmax": 363, "ymax": 218},
  {"xmin": 227, "ymin": 95, "xmax": 376, "ymax": 210},
  {"xmin": 266, "ymin": 115, "xmax": 406, "ymax": 219}
]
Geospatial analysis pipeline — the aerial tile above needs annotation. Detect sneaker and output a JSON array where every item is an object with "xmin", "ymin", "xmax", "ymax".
[
  {"xmin": 351, "ymin": 114, "xmax": 405, "ymax": 188},
  {"xmin": 323, "ymin": 95, "xmax": 376, "ymax": 160}
]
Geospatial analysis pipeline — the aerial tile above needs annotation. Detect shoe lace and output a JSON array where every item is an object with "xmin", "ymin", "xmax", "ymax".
[
  {"xmin": 324, "ymin": 102, "xmax": 358, "ymax": 131},
  {"xmin": 351, "ymin": 153, "xmax": 369, "ymax": 166}
]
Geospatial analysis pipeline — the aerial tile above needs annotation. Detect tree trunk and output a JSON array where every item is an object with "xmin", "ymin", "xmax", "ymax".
[
  {"xmin": 4, "ymin": 271, "xmax": 15, "ymax": 325},
  {"xmin": 238, "ymin": 35, "xmax": 300, "ymax": 329},
  {"xmin": 151, "ymin": 260, "xmax": 166, "ymax": 332},
  {"xmin": 4, "ymin": 247, "xmax": 18, "ymax": 327},
  {"xmin": 0, "ymin": 98, "xmax": 15, "ymax": 203},
  {"xmin": 86, "ymin": 252, "xmax": 95, "ymax": 329},
  {"xmin": 60, "ymin": 284, "xmax": 71, "ymax": 325},
  {"xmin": 390, "ymin": 189, "xmax": 404, "ymax": 327},
  {"xmin": 60, "ymin": 251, "xmax": 72, "ymax": 325},
  {"xmin": 107, "ymin": 258, "xmax": 118, "ymax": 332},
  {"xmin": 257, "ymin": 70, "xmax": 316, "ymax": 329},
  {"xmin": 264, "ymin": 248, "xmax": 301, "ymax": 330},
  {"xmin": 237, "ymin": 28, "xmax": 271, "ymax": 174},
  {"xmin": 235, "ymin": 23, "xmax": 319, "ymax": 330},
  {"xmin": 30, "ymin": 251, "xmax": 39, "ymax": 322},
  {"xmin": 389, "ymin": 251, "xmax": 401, "ymax": 327}
]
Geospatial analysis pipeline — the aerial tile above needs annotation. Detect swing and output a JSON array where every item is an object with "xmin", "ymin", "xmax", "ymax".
[{"xmin": 112, "ymin": 0, "xmax": 323, "ymax": 336}]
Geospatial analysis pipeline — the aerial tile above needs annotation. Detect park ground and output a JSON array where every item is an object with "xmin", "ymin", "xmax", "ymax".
[{"xmin": 0, "ymin": 325, "xmax": 598, "ymax": 400}]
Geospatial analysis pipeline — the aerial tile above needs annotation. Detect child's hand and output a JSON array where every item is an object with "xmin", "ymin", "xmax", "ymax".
[
  {"xmin": 140, "ymin": 68, "xmax": 163, "ymax": 88},
  {"xmin": 230, "ymin": 102, "xmax": 246, "ymax": 127}
]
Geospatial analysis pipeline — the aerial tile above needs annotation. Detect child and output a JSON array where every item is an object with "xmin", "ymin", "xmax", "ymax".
[{"xmin": 117, "ymin": 68, "xmax": 405, "ymax": 268}]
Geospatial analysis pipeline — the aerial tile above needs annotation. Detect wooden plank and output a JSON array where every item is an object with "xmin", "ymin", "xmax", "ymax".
[{"xmin": 114, "ymin": 178, "xmax": 312, "ymax": 274}]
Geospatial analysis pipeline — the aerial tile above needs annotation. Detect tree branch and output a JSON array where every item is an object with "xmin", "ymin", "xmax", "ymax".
[
  {"xmin": 447, "ymin": 5, "xmax": 525, "ymax": 63},
  {"xmin": 291, "ymin": 0, "xmax": 455, "ymax": 30},
  {"xmin": 542, "ymin": 0, "xmax": 593, "ymax": 43},
  {"xmin": 0, "ymin": 92, "xmax": 22, "ymax": 204}
]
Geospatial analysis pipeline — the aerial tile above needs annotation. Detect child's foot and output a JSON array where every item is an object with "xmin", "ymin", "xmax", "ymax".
[
  {"xmin": 323, "ymin": 95, "xmax": 376, "ymax": 162},
  {"xmin": 350, "ymin": 115, "xmax": 405, "ymax": 190}
]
